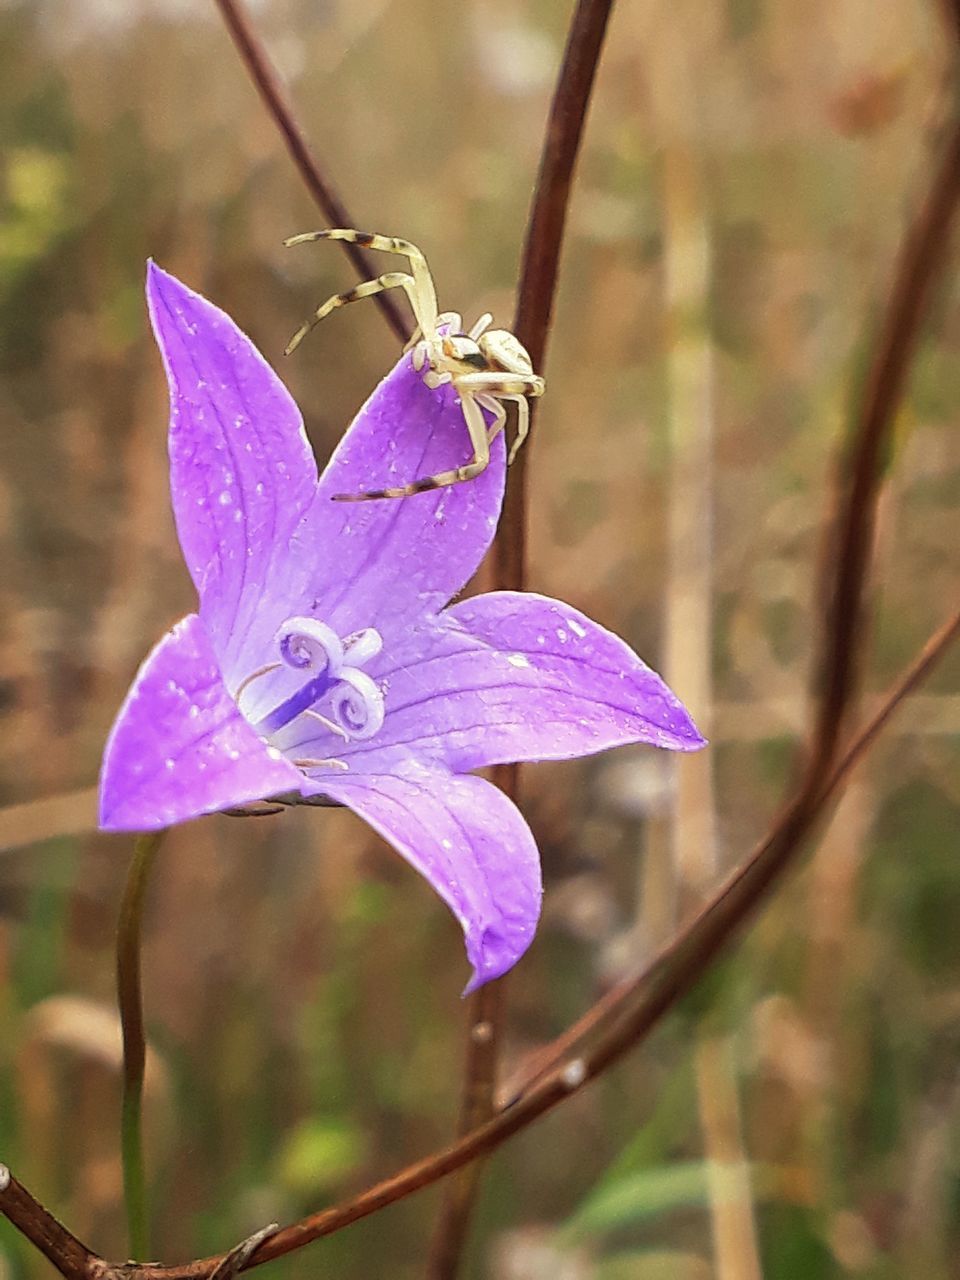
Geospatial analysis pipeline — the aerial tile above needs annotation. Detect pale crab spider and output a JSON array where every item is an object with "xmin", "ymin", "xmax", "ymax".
[{"xmin": 284, "ymin": 229, "xmax": 545, "ymax": 501}]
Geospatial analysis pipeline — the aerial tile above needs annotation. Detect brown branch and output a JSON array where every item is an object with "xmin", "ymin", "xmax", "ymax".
[
  {"xmin": 211, "ymin": 0, "xmax": 411, "ymax": 345},
  {"xmin": 503, "ymin": 602, "xmax": 960, "ymax": 1099},
  {"xmin": 426, "ymin": 973, "xmax": 506, "ymax": 1279},
  {"xmin": 939, "ymin": 0, "xmax": 960, "ymax": 46},
  {"xmin": 502, "ymin": 113, "xmax": 960, "ymax": 1103},
  {"xmin": 430, "ymin": 1, "xmax": 620, "ymax": 1271},
  {"xmin": 498, "ymin": 0, "xmax": 617, "ymax": 593},
  {"xmin": 0, "ymin": 1167, "xmax": 98, "ymax": 1280},
  {"xmin": 811, "ymin": 117, "xmax": 960, "ymax": 766}
]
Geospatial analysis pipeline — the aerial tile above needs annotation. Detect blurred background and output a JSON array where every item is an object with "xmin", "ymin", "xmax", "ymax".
[{"xmin": 1, "ymin": 1, "xmax": 959, "ymax": 1276}]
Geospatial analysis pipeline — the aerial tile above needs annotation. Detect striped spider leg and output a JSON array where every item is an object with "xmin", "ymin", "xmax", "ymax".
[{"xmin": 284, "ymin": 229, "xmax": 545, "ymax": 501}]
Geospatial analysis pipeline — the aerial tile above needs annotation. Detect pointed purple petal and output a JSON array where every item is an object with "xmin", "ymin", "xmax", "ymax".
[
  {"xmin": 284, "ymin": 592, "xmax": 705, "ymax": 774},
  {"xmin": 444, "ymin": 592, "xmax": 706, "ymax": 761},
  {"xmin": 292, "ymin": 350, "xmax": 506, "ymax": 639},
  {"xmin": 147, "ymin": 263, "xmax": 318, "ymax": 684},
  {"xmin": 99, "ymin": 613, "xmax": 304, "ymax": 832},
  {"xmin": 315, "ymin": 765, "xmax": 541, "ymax": 991}
]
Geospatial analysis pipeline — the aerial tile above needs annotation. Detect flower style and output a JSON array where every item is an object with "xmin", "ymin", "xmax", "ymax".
[{"xmin": 99, "ymin": 264, "xmax": 705, "ymax": 990}]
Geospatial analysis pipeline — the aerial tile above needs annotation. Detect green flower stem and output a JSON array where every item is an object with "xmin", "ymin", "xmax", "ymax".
[{"xmin": 116, "ymin": 829, "xmax": 166, "ymax": 1261}]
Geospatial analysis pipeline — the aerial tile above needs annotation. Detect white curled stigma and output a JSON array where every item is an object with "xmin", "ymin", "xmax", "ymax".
[{"xmin": 245, "ymin": 616, "xmax": 385, "ymax": 745}]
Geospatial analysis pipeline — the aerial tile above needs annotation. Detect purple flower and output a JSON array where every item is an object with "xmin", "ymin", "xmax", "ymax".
[{"xmin": 99, "ymin": 264, "xmax": 705, "ymax": 990}]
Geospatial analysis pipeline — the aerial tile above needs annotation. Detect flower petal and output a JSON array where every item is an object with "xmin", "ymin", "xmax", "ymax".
[
  {"xmin": 99, "ymin": 613, "xmax": 304, "ymax": 832},
  {"xmin": 315, "ymin": 764, "xmax": 541, "ymax": 992},
  {"xmin": 147, "ymin": 263, "xmax": 318, "ymax": 683},
  {"xmin": 287, "ymin": 592, "xmax": 705, "ymax": 774},
  {"xmin": 291, "ymin": 349, "xmax": 506, "ymax": 639},
  {"xmin": 444, "ymin": 592, "xmax": 706, "ymax": 760}
]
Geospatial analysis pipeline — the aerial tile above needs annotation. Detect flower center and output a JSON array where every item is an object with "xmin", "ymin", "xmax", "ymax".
[{"xmin": 245, "ymin": 616, "xmax": 385, "ymax": 742}]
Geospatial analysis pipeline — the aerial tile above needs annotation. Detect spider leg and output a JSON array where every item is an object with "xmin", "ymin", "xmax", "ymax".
[
  {"xmin": 447, "ymin": 372, "xmax": 543, "ymax": 395},
  {"xmin": 507, "ymin": 393, "xmax": 529, "ymax": 465},
  {"xmin": 331, "ymin": 391, "xmax": 491, "ymax": 502},
  {"xmin": 423, "ymin": 368, "xmax": 454, "ymax": 390},
  {"xmin": 454, "ymin": 375, "xmax": 537, "ymax": 466},
  {"xmin": 285, "ymin": 272, "xmax": 417, "ymax": 355},
  {"xmin": 285, "ymin": 229, "xmax": 440, "ymax": 341},
  {"xmin": 469, "ymin": 313, "xmax": 494, "ymax": 341},
  {"xmin": 474, "ymin": 392, "xmax": 507, "ymax": 441}
]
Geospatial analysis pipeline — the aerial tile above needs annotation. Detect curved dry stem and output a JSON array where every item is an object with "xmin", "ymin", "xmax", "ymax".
[
  {"xmin": 0, "ymin": 1166, "xmax": 97, "ymax": 1280},
  {"xmin": 212, "ymin": 0, "xmax": 411, "ymax": 345},
  {"xmin": 432, "ymin": 1, "xmax": 620, "ymax": 1271},
  {"xmin": 811, "ymin": 117, "xmax": 960, "ymax": 764}
]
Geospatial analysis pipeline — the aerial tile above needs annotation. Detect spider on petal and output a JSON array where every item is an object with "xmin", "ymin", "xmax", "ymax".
[
  {"xmin": 283, "ymin": 229, "xmax": 545, "ymax": 501},
  {"xmin": 98, "ymin": 264, "xmax": 705, "ymax": 992}
]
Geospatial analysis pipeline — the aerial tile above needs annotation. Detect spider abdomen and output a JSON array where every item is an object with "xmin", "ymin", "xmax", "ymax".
[{"xmin": 480, "ymin": 330, "xmax": 535, "ymax": 376}]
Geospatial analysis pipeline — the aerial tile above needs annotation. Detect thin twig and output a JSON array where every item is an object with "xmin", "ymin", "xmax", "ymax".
[
  {"xmin": 211, "ymin": 0, "xmax": 411, "ymax": 345},
  {"xmin": 498, "ymin": 0, "xmax": 618, "ymax": 593},
  {"xmin": 427, "ymin": 976, "xmax": 505, "ymax": 1279},
  {"xmin": 430, "ymin": 1, "xmax": 620, "ymax": 1272},
  {"xmin": 502, "ymin": 111, "xmax": 960, "ymax": 1103},
  {"xmin": 940, "ymin": 0, "xmax": 960, "ymax": 45},
  {"xmin": 117, "ymin": 831, "xmax": 166, "ymax": 1260},
  {"xmin": 811, "ymin": 117, "xmax": 960, "ymax": 766},
  {"xmin": 0, "ymin": 1167, "xmax": 97, "ymax": 1280}
]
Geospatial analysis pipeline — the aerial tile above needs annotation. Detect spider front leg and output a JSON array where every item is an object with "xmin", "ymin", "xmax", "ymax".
[
  {"xmin": 285, "ymin": 272, "xmax": 417, "ymax": 356},
  {"xmin": 284, "ymin": 229, "xmax": 441, "ymax": 353}
]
